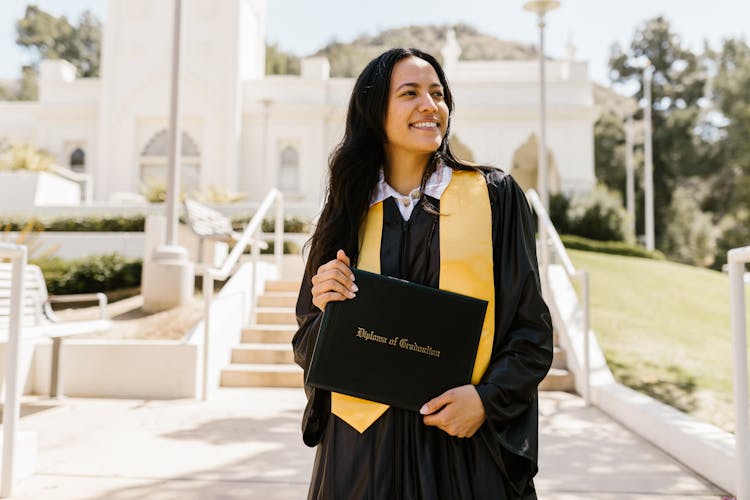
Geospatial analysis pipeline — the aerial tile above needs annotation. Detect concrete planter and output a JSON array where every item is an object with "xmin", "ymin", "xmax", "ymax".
[
  {"xmin": 12, "ymin": 261, "xmax": 275, "ymax": 400},
  {"xmin": 0, "ymin": 171, "xmax": 81, "ymax": 213}
]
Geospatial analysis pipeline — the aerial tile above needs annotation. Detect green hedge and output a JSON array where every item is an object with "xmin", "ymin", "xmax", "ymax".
[
  {"xmin": 37, "ymin": 254, "xmax": 142, "ymax": 294},
  {"xmin": 234, "ymin": 216, "xmax": 310, "ymax": 233},
  {"xmin": 260, "ymin": 241, "xmax": 301, "ymax": 255},
  {"xmin": 560, "ymin": 235, "xmax": 665, "ymax": 260},
  {"xmin": 2, "ymin": 215, "xmax": 311, "ymax": 233},
  {"xmin": 2, "ymin": 216, "xmax": 145, "ymax": 232}
]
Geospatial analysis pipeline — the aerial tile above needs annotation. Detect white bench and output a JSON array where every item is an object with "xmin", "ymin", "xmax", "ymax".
[{"xmin": 0, "ymin": 263, "xmax": 112, "ymax": 397}]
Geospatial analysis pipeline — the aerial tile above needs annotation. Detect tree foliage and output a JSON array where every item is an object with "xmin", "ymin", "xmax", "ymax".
[
  {"xmin": 265, "ymin": 43, "xmax": 300, "ymax": 75},
  {"xmin": 16, "ymin": 5, "xmax": 102, "ymax": 78},
  {"xmin": 607, "ymin": 16, "xmax": 712, "ymax": 250}
]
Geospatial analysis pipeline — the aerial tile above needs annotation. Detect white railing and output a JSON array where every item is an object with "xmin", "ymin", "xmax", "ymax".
[
  {"xmin": 50, "ymin": 164, "xmax": 93, "ymax": 204},
  {"xmin": 0, "ymin": 243, "xmax": 27, "ymax": 498},
  {"xmin": 200, "ymin": 188, "xmax": 284, "ymax": 400},
  {"xmin": 729, "ymin": 245, "xmax": 750, "ymax": 500},
  {"xmin": 526, "ymin": 189, "xmax": 591, "ymax": 405}
]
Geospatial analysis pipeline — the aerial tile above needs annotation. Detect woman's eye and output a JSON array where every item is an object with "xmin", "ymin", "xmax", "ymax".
[{"xmin": 432, "ymin": 92, "xmax": 444, "ymax": 98}]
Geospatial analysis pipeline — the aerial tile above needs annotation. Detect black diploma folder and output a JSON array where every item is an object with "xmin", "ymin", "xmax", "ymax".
[{"xmin": 306, "ymin": 268, "xmax": 488, "ymax": 411}]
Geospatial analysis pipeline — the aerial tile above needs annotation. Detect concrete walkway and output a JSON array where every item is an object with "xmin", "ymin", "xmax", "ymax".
[{"xmin": 7, "ymin": 389, "xmax": 726, "ymax": 499}]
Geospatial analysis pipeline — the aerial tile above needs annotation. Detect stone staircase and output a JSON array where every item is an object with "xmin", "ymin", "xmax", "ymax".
[
  {"xmin": 220, "ymin": 278, "xmax": 575, "ymax": 392},
  {"xmin": 220, "ymin": 279, "xmax": 304, "ymax": 388}
]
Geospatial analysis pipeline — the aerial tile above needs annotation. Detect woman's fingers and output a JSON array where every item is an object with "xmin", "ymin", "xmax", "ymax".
[
  {"xmin": 311, "ymin": 267, "xmax": 355, "ymax": 289},
  {"xmin": 312, "ymin": 278, "xmax": 356, "ymax": 300},
  {"xmin": 316, "ymin": 260, "xmax": 354, "ymax": 283},
  {"xmin": 311, "ymin": 251, "xmax": 357, "ymax": 311},
  {"xmin": 312, "ymin": 290, "xmax": 351, "ymax": 311},
  {"xmin": 336, "ymin": 249, "xmax": 351, "ymax": 266}
]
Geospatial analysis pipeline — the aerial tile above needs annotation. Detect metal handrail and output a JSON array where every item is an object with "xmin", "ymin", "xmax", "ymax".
[
  {"xmin": 729, "ymin": 245, "xmax": 750, "ymax": 500},
  {"xmin": 200, "ymin": 188, "xmax": 284, "ymax": 400},
  {"xmin": 526, "ymin": 189, "xmax": 591, "ymax": 405},
  {"xmin": 0, "ymin": 243, "xmax": 28, "ymax": 498}
]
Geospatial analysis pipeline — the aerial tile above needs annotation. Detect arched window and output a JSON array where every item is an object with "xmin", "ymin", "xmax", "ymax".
[
  {"xmin": 278, "ymin": 145, "xmax": 299, "ymax": 192},
  {"xmin": 140, "ymin": 129, "xmax": 201, "ymax": 190},
  {"xmin": 70, "ymin": 148, "xmax": 85, "ymax": 171}
]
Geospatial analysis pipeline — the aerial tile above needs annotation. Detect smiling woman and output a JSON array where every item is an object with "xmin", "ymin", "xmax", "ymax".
[{"xmin": 293, "ymin": 48, "xmax": 553, "ymax": 500}]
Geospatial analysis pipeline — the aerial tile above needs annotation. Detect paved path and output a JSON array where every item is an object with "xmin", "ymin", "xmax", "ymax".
[{"xmin": 7, "ymin": 390, "xmax": 726, "ymax": 499}]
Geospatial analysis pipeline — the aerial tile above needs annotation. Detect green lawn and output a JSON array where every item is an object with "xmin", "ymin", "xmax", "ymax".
[{"xmin": 568, "ymin": 249, "xmax": 750, "ymax": 433}]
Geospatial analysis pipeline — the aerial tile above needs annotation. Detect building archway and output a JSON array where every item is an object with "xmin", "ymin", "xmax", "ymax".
[
  {"xmin": 509, "ymin": 133, "xmax": 560, "ymax": 194},
  {"xmin": 139, "ymin": 129, "xmax": 201, "ymax": 190},
  {"xmin": 449, "ymin": 134, "xmax": 475, "ymax": 163}
]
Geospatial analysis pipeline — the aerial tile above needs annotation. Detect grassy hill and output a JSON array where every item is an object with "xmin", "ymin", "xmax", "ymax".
[
  {"xmin": 312, "ymin": 23, "xmax": 537, "ymax": 77},
  {"xmin": 568, "ymin": 249, "xmax": 750, "ymax": 433}
]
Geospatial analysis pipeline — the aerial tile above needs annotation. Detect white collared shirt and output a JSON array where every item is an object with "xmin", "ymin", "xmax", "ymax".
[{"xmin": 370, "ymin": 162, "xmax": 453, "ymax": 221}]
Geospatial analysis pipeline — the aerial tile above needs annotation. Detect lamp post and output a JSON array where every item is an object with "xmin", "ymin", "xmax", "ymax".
[
  {"xmin": 142, "ymin": 0, "xmax": 194, "ymax": 312},
  {"xmin": 524, "ymin": 0, "xmax": 559, "ymax": 285},
  {"xmin": 524, "ymin": 0, "xmax": 559, "ymax": 212},
  {"xmin": 625, "ymin": 113, "xmax": 636, "ymax": 242},
  {"xmin": 642, "ymin": 63, "xmax": 655, "ymax": 251}
]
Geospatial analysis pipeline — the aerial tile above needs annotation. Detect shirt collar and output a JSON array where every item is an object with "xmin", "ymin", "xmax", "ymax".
[{"xmin": 370, "ymin": 160, "xmax": 453, "ymax": 207}]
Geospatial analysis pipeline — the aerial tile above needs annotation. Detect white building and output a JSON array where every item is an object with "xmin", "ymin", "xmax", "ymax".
[{"xmin": 0, "ymin": 0, "xmax": 597, "ymax": 216}]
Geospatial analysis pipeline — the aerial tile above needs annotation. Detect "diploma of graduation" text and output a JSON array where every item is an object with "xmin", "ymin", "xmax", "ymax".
[{"xmin": 355, "ymin": 327, "xmax": 441, "ymax": 358}]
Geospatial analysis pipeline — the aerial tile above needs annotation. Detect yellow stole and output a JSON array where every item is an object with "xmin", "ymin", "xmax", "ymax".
[{"xmin": 330, "ymin": 169, "xmax": 496, "ymax": 433}]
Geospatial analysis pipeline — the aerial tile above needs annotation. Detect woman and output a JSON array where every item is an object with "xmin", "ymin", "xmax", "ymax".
[{"xmin": 293, "ymin": 48, "xmax": 553, "ymax": 499}]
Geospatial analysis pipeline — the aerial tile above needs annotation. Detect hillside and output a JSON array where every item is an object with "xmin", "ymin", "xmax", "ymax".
[
  {"xmin": 568, "ymin": 249, "xmax": 750, "ymax": 433},
  {"xmin": 311, "ymin": 23, "xmax": 538, "ymax": 77}
]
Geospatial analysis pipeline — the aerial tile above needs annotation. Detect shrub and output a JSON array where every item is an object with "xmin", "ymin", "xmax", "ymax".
[
  {"xmin": 39, "ymin": 254, "xmax": 142, "ymax": 294},
  {"xmin": 259, "ymin": 241, "xmax": 301, "ymax": 255},
  {"xmin": 549, "ymin": 192, "xmax": 571, "ymax": 235},
  {"xmin": 565, "ymin": 185, "xmax": 630, "ymax": 242},
  {"xmin": 1, "ymin": 216, "xmax": 146, "ymax": 232},
  {"xmin": 561, "ymin": 234, "xmax": 665, "ymax": 260},
  {"xmin": 0, "ymin": 143, "xmax": 54, "ymax": 172},
  {"xmin": 232, "ymin": 216, "xmax": 310, "ymax": 233},
  {"xmin": 664, "ymin": 186, "xmax": 718, "ymax": 267}
]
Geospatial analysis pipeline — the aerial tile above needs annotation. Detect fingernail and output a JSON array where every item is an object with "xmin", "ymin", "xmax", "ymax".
[
  {"xmin": 350, "ymin": 274, "xmax": 356, "ymax": 281},
  {"xmin": 348, "ymin": 291, "xmax": 356, "ymax": 298},
  {"xmin": 420, "ymin": 405, "xmax": 428, "ymax": 415},
  {"xmin": 351, "ymin": 284, "xmax": 359, "ymax": 292}
]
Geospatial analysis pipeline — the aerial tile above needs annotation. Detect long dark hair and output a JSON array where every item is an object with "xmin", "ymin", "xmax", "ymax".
[{"xmin": 305, "ymin": 47, "xmax": 476, "ymax": 278}]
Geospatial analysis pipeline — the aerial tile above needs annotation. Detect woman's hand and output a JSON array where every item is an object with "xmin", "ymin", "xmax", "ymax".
[
  {"xmin": 311, "ymin": 249, "xmax": 358, "ymax": 311},
  {"xmin": 421, "ymin": 385, "xmax": 486, "ymax": 438}
]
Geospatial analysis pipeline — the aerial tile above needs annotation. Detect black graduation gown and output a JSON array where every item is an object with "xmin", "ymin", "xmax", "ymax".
[{"xmin": 293, "ymin": 169, "xmax": 553, "ymax": 500}]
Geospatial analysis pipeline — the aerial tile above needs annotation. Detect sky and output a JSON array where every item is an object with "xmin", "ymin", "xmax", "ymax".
[{"xmin": 1, "ymin": 0, "xmax": 748, "ymax": 86}]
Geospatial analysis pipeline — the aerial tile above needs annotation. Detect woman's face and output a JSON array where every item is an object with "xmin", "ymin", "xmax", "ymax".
[{"xmin": 383, "ymin": 56, "xmax": 450, "ymax": 161}]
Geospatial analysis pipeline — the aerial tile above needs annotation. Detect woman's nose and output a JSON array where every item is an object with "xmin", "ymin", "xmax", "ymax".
[{"xmin": 418, "ymin": 94, "xmax": 438, "ymax": 112}]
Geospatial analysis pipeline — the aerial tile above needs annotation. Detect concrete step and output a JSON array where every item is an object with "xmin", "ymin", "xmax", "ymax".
[
  {"xmin": 232, "ymin": 343, "xmax": 294, "ymax": 364},
  {"xmin": 257, "ymin": 292, "xmax": 298, "ymax": 308},
  {"xmin": 552, "ymin": 346, "xmax": 567, "ymax": 370},
  {"xmin": 221, "ymin": 364, "xmax": 303, "ymax": 388},
  {"xmin": 255, "ymin": 307, "xmax": 296, "ymax": 325},
  {"xmin": 265, "ymin": 280, "xmax": 300, "ymax": 293},
  {"xmin": 539, "ymin": 368, "xmax": 575, "ymax": 392},
  {"xmin": 242, "ymin": 324, "xmax": 296, "ymax": 343}
]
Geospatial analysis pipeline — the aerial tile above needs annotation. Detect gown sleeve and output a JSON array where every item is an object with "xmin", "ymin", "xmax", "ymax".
[
  {"xmin": 473, "ymin": 170, "xmax": 554, "ymax": 495},
  {"xmin": 292, "ymin": 268, "xmax": 331, "ymax": 446}
]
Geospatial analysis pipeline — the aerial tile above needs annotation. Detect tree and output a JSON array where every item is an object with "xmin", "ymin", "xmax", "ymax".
[
  {"xmin": 265, "ymin": 43, "xmax": 300, "ymax": 75},
  {"xmin": 704, "ymin": 37, "xmax": 750, "ymax": 268},
  {"xmin": 608, "ymin": 16, "xmax": 712, "ymax": 250},
  {"xmin": 15, "ymin": 5, "xmax": 102, "ymax": 78},
  {"xmin": 593, "ymin": 110, "xmax": 627, "ymax": 201}
]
